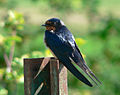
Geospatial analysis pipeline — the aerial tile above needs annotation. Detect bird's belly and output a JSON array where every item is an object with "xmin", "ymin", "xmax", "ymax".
[{"xmin": 47, "ymin": 46, "xmax": 57, "ymax": 58}]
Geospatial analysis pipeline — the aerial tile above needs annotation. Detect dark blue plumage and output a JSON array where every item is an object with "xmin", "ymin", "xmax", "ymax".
[{"xmin": 42, "ymin": 18, "xmax": 101, "ymax": 87}]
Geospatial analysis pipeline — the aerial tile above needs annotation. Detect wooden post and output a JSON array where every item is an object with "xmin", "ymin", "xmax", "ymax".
[{"xmin": 24, "ymin": 57, "xmax": 68, "ymax": 95}]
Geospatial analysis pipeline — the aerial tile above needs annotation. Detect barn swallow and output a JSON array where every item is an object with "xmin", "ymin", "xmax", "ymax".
[{"xmin": 42, "ymin": 18, "xmax": 101, "ymax": 87}]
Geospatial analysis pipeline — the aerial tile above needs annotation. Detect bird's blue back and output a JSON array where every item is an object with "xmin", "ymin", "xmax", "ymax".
[
  {"xmin": 44, "ymin": 26, "xmax": 93, "ymax": 87},
  {"xmin": 45, "ymin": 26, "xmax": 73, "ymax": 56}
]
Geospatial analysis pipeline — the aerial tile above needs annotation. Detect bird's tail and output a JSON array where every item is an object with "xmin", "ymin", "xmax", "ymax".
[
  {"xmin": 70, "ymin": 49, "xmax": 101, "ymax": 86},
  {"xmin": 59, "ymin": 57, "xmax": 93, "ymax": 87},
  {"xmin": 76, "ymin": 61, "xmax": 101, "ymax": 86},
  {"xmin": 83, "ymin": 64, "xmax": 102, "ymax": 84}
]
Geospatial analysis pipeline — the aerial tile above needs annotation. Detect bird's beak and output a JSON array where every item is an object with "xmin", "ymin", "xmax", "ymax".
[{"xmin": 42, "ymin": 24, "xmax": 46, "ymax": 26}]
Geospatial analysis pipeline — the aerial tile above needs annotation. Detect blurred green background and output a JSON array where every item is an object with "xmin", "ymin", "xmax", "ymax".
[{"xmin": 0, "ymin": 0, "xmax": 120, "ymax": 95}]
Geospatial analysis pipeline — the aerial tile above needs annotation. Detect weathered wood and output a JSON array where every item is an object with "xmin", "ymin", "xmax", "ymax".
[{"xmin": 24, "ymin": 57, "xmax": 68, "ymax": 95}]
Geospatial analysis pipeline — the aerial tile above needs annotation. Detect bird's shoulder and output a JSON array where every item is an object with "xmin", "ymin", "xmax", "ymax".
[
  {"xmin": 45, "ymin": 26, "xmax": 77, "ymax": 50},
  {"xmin": 56, "ymin": 26, "xmax": 75, "ymax": 46}
]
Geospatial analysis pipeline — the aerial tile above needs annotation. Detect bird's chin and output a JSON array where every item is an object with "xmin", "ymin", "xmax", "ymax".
[{"xmin": 46, "ymin": 26, "xmax": 56, "ymax": 31}]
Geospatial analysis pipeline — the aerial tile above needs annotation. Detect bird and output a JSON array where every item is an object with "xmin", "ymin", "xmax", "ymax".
[{"xmin": 42, "ymin": 18, "xmax": 101, "ymax": 87}]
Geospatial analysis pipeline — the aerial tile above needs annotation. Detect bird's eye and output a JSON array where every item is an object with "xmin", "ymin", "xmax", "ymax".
[{"xmin": 46, "ymin": 21, "xmax": 52, "ymax": 25}]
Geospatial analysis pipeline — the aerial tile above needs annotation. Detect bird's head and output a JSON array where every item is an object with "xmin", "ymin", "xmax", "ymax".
[{"xmin": 42, "ymin": 18, "xmax": 65, "ymax": 31}]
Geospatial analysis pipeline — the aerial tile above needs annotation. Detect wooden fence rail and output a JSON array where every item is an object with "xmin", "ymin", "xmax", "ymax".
[{"xmin": 24, "ymin": 57, "xmax": 68, "ymax": 95}]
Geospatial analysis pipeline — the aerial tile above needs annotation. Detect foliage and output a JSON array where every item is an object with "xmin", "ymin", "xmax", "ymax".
[
  {"xmin": 82, "ymin": 0, "xmax": 99, "ymax": 14},
  {"xmin": 1, "ymin": 10, "xmax": 24, "ymax": 52},
  {"xmin": 0, "ymin": 10, "xmax": 24, "ymax": 95},
  {"xmin": 4, "ymin": 10, "xmax": 24, "ymax": 31}
]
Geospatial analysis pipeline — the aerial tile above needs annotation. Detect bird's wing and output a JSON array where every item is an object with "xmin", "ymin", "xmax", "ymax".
[
  {"xmin": 76, "ymin": 42, "xmax": 101, "ymax": 84},
  {"xmin": 58, "ymin": 55, "xmax": 93, "ymax": 87},
  {"xmin": 45, "ymin": 30, "xmax": 93, "ymax": 87},
  {"xmin": 69, "ymin": 40, "xmax": 101, "ymax": 85},
  {"xmin": 58, "ymin": 27, "xmax": 101, "ymax": 85}
]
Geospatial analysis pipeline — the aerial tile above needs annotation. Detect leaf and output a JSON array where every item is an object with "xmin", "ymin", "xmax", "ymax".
[
  {"xmin": 75, "ymin": 38, "xmax": 86, "ymax": 46},
  {"xmin": 45, "ymin": 49, "xmax": 53, "ymax": 57},
  {"xmin": 5, "ymin": 36, "xmax": 22, "ymax": 43},
  {"xmin": 0, "ymin": 87, "xmax": 8, "ymax": 95},
  {"xmin": 2, "ymin": 36, "xmax": 22, "ymax": 52},
  {"xmin": 4, "ymin": 10, "xmax": 24, "ymax": 31},
  {"xmin": 0, "ymin": 34, "xmax": 5, "ymax": 45}
]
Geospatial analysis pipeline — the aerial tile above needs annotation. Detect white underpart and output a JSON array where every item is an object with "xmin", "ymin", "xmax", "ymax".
[
  {"xmin": 50, "ymin": 30, "xmax": 55, "ymax": 33},
  {"xmin": 60, "ymin": 20, "xmax": 65, "ymax": 25}
]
